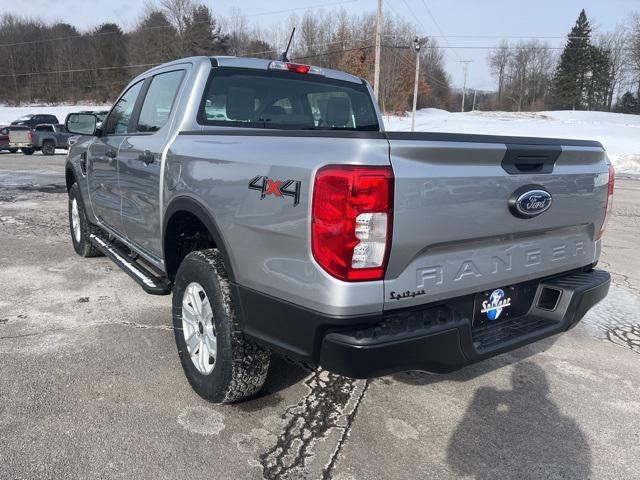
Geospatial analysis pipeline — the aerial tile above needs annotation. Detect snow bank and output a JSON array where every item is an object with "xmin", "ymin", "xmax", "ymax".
[{"xmin": 385, "ymin": 110, "xmax": 640, "ymax": 174}]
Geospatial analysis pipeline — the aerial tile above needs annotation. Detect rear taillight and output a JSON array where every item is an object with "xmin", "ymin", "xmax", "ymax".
[
  {"xmin": 597, "ymin": 163, "xmax": 615, "ymax": 240},
  {"xmin": 27, "ymin": 131, "xmax": 33, "ymax": 141},
  {"xmin": 312, "ymin": 165, "xmax": 393, "ymax": 281}
]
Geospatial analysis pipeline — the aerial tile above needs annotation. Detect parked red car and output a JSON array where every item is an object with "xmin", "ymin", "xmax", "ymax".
[{"xmin": 0, "ymin": 126, "xmax": 18, "ymax": 153}]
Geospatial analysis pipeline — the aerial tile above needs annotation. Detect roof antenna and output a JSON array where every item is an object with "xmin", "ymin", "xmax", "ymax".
[{"xmin": 280, "ymin": 27, "xmax": 296, "ymax": 62}]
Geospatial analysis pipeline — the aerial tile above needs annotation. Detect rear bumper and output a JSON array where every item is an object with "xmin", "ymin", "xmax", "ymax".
[{"xmin": 236, "ymin": 268, "xmax": 610, "ymax": 378}]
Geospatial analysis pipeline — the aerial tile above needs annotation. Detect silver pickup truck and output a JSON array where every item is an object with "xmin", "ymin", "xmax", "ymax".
[{"xmin": 64, "ymin": 56, "xmax": 612, "ymax": 404}]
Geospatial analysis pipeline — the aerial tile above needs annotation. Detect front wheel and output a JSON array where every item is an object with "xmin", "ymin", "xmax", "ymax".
[
  {"xmin": 172, "ymin": 249, "xmax": 270, "ymax": 404},
  {"xmin": 68, "ymin": 183, "xmax": 103, "ymax": 257}
]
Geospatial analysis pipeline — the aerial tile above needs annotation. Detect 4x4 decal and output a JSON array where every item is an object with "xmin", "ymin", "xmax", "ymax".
[{"xmin": 249, "ymin": 176, "xmax": 301, "ymax": 206}]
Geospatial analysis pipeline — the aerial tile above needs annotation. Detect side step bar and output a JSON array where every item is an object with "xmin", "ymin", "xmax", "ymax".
[{"xmin": 89, "ymin": 234, "xmax": 172, "ymax": 295}]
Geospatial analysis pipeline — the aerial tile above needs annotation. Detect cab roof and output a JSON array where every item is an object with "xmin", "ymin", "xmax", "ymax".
[{"xmin": 141, "ymin": 56, "xmax": 365, "ymax": 86}]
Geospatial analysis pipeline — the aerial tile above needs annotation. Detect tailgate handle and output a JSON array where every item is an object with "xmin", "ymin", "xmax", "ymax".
[{"xmin": 501, "ymin": 144, "xmax": 561, "ymax": 175}]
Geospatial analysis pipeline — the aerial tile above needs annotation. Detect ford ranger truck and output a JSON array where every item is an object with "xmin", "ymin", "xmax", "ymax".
[{"xmin": 64, "ymin": 56, "xmax": 612, "ymax": 404}]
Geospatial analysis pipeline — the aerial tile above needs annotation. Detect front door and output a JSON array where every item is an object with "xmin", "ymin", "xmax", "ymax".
[
  {"xmin": 86, "ymin": 80, "xmax": 144, "ymax": 232},
  {"xmin": 119, "ymin": 69, "xmax": 186, "ymax": 257}
]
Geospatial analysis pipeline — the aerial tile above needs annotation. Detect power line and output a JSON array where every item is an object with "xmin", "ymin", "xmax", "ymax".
[
  {"xmin": 0, "ymin": 63, "xmax": 158, "ymax": 79},
  {"xmin": 418, "ymin": 0, "xmax": 461, "ymax": 60},
  {"xmin": 242, "ymin": 36, "xmax": 373, "ymax": 58},
  {"xmin": 292, "ymin": 45, "xmax": 373, "ymax": 61}
]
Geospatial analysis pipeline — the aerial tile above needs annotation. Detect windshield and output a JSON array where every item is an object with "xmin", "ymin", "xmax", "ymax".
[
  {"xmin": 16, "ymin": 115, "xmax": 33, "ymax": 121},
  {"xmin": 198, "ymin": 68, "xmax": 379, "ymax": 131}
]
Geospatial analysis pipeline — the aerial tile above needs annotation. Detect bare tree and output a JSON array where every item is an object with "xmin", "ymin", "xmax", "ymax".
[
  {"xmin": 488, "ymin": 40, "xmax": 510, "ymax": 100},
  {"xmin": 598, "ymin": 26, "xmax": 630, "ymax": 110},
  {"xmin": 629, "ymin": 13, "xmax": 640, "ymax": 102}
]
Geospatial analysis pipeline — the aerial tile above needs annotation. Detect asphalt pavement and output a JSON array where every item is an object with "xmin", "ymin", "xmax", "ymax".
[{"xmin": 1, "ymin": 152, "xmax": 639, "ymax": 479}]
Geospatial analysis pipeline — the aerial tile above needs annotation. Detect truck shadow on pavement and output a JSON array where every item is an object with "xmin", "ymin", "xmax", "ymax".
[{"xmin": 445, "ymin": 361, "xmax": 591, "ymax": 479}]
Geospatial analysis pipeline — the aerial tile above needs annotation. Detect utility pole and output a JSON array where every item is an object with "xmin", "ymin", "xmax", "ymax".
[
  {"xmin": 373, "ymin": 0, "xmax": 382, "ymax": 101},
  {"xmin": 472, "ymin": 89, "xmax": 477, "ymax": 111},
  {"xmin": 411, "ymin": 37, "xmax": 424, "ymax": 132},
  {"xmin": 459, "ymin": 60, "xmax": 472, "ymax": 112}
]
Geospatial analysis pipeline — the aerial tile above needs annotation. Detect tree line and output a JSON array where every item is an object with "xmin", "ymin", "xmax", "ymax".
[
  {"xmin": 0, "ymin": 0, "xmax": 452, "ymax": 113},
  {"xmin": 1, "ymin": 3, "xmax": 639, "ymax": 115},
  {"xmin": 486, "ymin": 9, "xmax": 640, "ymax": 113}
]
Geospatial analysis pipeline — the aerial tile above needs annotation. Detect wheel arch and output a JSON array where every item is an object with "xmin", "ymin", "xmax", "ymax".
[
  {"xmin": 163, "ymin": 196, "xmax": 236, "ymax": 283},
  {"xmin": 65, "ymin": 162, "xmax": 77, "ymax": 192}
]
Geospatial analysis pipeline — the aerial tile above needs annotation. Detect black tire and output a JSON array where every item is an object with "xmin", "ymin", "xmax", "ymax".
[
  {"xmin": 172, "ymin": 249, "xmax": 270, "ymax": 404},
  {"xmin": 42, "ymin": 140, "xmax": 55, "ymax": 155},
  {"xmin": 68, "ymin": 183, "xmax": 103, "ymax": 258},
  {"xmin": 8, "ymin": 148, "xmax": 17, "ymax": 153},
  {"xmin": 21, "ymin": 148, "xmax": 34, "ymax": 155}
]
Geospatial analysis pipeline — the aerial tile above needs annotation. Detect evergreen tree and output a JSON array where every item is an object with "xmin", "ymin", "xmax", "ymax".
[
  {"xmin": 616, "ymin": 91, "xmax": 639, "ymax": 114},
  {"xmin": 585, "ymin": 45, "xmax": 613, "ymax": 111},
  {"xmin": 550, "ymin": 9, "xmax": 593, "ymax": 109},
  {"xmin": 182, "ymin": 5, "xmax": 229, "ymax": 56}
]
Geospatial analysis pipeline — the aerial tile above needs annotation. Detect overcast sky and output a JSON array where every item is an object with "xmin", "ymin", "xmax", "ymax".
[{"xmin": 1, "ymin": 0, "xmax": 638, "ymax": 90}]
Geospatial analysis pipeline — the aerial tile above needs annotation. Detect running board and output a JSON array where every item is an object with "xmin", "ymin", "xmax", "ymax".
[{"xmin": 89, "ymin": 234, "xmax": 172, "ymax": 295}]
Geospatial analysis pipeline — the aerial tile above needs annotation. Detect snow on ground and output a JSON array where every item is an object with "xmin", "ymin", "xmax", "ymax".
[
  {"xmin": 385, "ymin": 109, "xmax": 640, "ymax": 174},
  {"xmin": 0, "ymin": 105, "xmax": 110, "ymax": 126}
]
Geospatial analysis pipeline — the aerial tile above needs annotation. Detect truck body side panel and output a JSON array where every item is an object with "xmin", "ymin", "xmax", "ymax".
[{"xmin": 164, "ymin": 131, "xmax": 390, "ymax": 316}]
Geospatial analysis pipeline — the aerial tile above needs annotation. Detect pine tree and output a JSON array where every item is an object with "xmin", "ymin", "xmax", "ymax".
[
  {"xmin": 585, "ymin": 45, "xmax": 613, "ymax": 111},
  {"xmin": 616, "ymin": 91, "xmax": 639, "ymax": 114},
  {"xmin": 550, "ymin": 9, "xmax": 593, "ymax": 109},
  {"xmin": 183, "ymin": 5, "xmax": 229, "ymax": 56}
]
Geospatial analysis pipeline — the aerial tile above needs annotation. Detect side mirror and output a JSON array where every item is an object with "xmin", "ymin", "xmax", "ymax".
[{"xmin": 65, "ymin": 113, "xmax": 98, "ymax": 136}]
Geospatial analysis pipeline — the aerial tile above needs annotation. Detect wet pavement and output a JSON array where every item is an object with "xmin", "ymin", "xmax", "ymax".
[{"xmin": 1, "ymin": 152, "xmax": 639, "ymax": 479}]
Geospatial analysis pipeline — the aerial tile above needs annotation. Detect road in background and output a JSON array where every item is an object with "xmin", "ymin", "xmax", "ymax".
[{"xmin": 1, "ymin": 152, "xmax": 639, "ymax": 479}]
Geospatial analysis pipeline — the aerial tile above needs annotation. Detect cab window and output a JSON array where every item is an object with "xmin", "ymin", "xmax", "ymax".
[
  {"xmin": 103, "ymin": 81, "xmax": 144, "ymax": 135},
  {"xmin": 137, "ymin": 70, "xmax": 184, "ymax": 133}
]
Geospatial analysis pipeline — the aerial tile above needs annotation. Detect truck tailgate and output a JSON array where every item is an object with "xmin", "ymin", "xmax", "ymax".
[
  {"xmin": 9, "ymin": 128, "xmax": 31, "ymax": 145},
  {"xmin": 384, "ymin": 132, "xmax": 609, "ymax": 310}
]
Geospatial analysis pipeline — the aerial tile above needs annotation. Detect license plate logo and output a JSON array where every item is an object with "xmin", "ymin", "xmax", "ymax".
[{"xmin": 480, "ymin": 288, "xmax": 512, "ymax": 320}]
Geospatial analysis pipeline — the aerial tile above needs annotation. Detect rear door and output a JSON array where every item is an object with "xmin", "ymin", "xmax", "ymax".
[
  {"xmin": 384, "ymin": 133, "xmax": 610, "ymax": 310},
  {"xmin": 119, "ymin": 68, "xmax": 186, "ymax": 257},
  {"xmin": 87, "ymin": 80, "xmax": 144, "ymax": 232}
]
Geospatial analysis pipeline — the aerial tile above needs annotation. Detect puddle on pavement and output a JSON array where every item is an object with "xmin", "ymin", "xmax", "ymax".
[{"xmin": 583, "ymin": 283, "xmax": 640, "ymax": 355}]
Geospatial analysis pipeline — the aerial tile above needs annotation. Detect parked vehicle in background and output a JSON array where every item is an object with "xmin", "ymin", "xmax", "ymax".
[
  {"xmin": 10, "ymin": 114, "xmax": 59, "ymax": 129},
  {"xmin": 9, "ymin": 124, "xmax": 73, "ymax": 155},
  {"xmin": 79, "ymin": 110, "xmax": 109, "ymax": 128},
  {"xmin": 0, "ymin": 126, "xmax": 18, "ymax": 153},
  {"xmin": 64, "ymin": 56, "xmax": 612, "ymax": 404}
]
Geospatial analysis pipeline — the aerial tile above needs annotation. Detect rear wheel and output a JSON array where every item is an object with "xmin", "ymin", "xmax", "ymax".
[
  {"xmin": 8, "ymin": 148, "xmax": 17, "ymax": 153},
  {"xmin": 68, "ymin": 183, "xmax": 103, "ymax": 257},
  {"xmin": 42, "ymin": 141, "xmax": 55, "ymax": 155},
  {"xmin": 172, "ymin": 249, "xmax": 270, "ymax": 404},
  {"xmin": 21, "ymin": 148, "xmax": 34, "ymax": 155}
]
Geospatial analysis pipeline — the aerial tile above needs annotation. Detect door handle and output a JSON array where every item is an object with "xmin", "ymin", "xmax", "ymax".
[
  {"xmin": 105, "ymin": 149, "xmax": 117, "ymax": 158},
  {"xmin": 138, "ymin": 150, "xmax": 155, "ymax": 165}
]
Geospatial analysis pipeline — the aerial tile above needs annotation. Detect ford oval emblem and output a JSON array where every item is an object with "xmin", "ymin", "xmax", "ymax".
[{"xmin": 509, "ymin": 185, "xmax": 552, "ymax": 218}]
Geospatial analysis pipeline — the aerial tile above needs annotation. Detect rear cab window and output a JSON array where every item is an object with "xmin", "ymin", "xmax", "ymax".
[
  {"xmin": 198, "ymin": 68, "xmax": 379, "ymax": 131},
  {"xmin": 35, "ymin": 125, "xmax": 54, "ymax": 132}
]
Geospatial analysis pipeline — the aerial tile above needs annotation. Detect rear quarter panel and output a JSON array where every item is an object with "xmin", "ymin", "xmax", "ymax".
[{"xmin": 164, "ymin": 131, "xmax": 391, "ymax": 316}]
